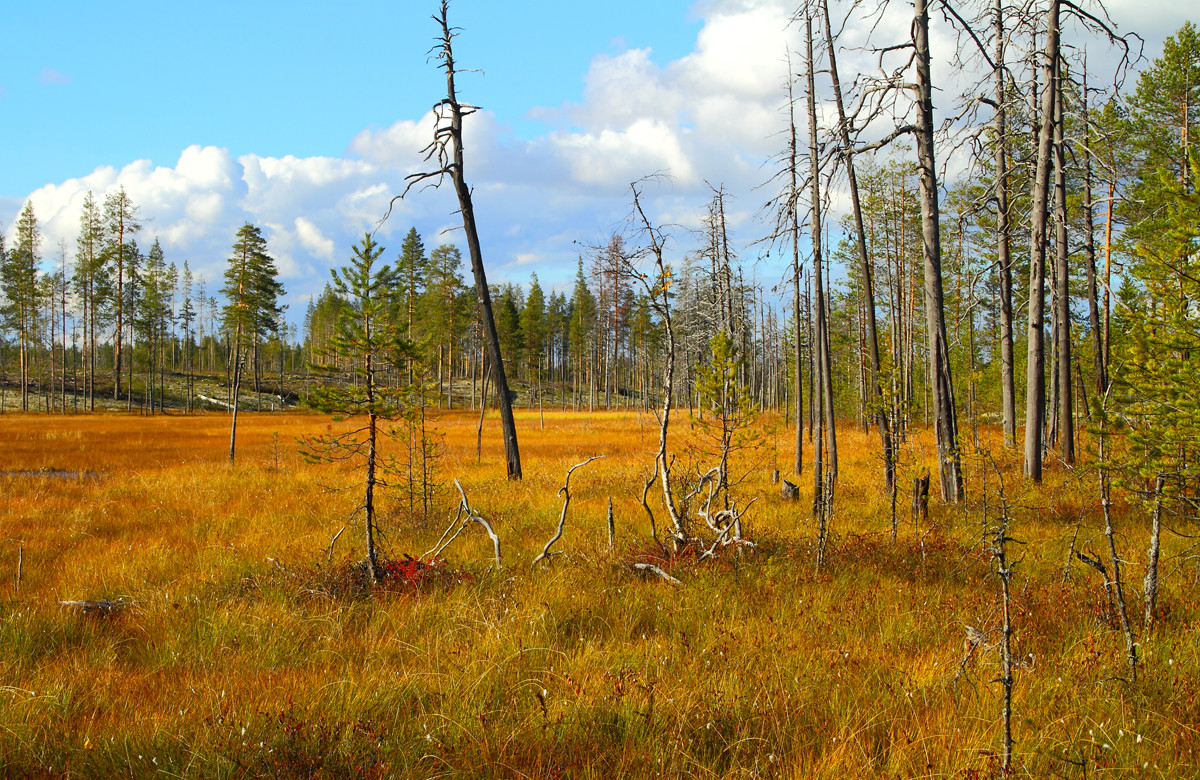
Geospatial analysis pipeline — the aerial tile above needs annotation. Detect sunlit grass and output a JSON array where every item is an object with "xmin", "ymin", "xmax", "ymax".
[{"xmin": 0, "ymin": 409, "xmax": 1195, "ymax": 776}]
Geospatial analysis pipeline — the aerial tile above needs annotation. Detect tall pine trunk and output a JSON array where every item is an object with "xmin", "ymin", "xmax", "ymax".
[
  {"xmin": 1024, "ymin": 0, "xmax": 1061, "ymax": 482},
  {"xmin": 914, "ymin": 0, "xmax": 963, "ymax": 501},
  {"xmin": 995, "ymin": 0, "xmax": 1017, "ymax": 447}
]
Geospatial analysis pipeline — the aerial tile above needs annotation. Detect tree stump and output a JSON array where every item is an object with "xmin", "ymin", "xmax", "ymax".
[
  {"xmin": 781, "ymin": 479, "xmax": 799, "ymax": 501},
  {"xmin": 912, "ymin": 471, "xmax": 930, "ymax": 523}
]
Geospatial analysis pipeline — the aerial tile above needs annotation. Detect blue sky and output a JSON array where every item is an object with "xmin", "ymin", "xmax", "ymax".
[
  {"xmin": 1, "ymin": 1, "xmax": 700, "ymax": 196},
  {"xmin": 2, "ymin": 0, "xmax": 1193, "ymax": 322}
]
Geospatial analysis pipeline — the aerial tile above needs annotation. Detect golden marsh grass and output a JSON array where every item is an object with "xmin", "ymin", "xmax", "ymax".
[{"xmin": 0, "ymin": 410, "xmax": 1196, "ymax": 776}]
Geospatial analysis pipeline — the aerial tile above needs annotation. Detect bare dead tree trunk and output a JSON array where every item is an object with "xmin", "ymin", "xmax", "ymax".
[
  {"xmin": 1144, "ymin": 474, "xmax": 1165, "ymax": 635},
  {"xmin": 1082, "ymin": 65, "xmax": 1106, "ymax": 398},
  {"xmin": 995, "ymin": 0, "xmax": 1017, "ymax": 448},
  {"xmin": 1053, "ymin": 53, "xmax": 1075, "ymax": 464},
  {"xmin": 405, "ymin": 1, "xmax": 521, "ymax": 480},
  {"xmin": 1099, "ymin": 427, "xmax": 1138, "ymax": 681},
  {"xmin": 1024, "ymin": 0, "xmax": 1061, "ymax": 483},
  {"xmin": 823, "ymin": 0, "xmax": 892, "ymax": 489},
  {"xmin": 914, "ymin": 0, "xmax": 963, "ymax": 502},
  {"xmin": 631, "ymin": 184, "xmax": 688, "ymax": 545}
]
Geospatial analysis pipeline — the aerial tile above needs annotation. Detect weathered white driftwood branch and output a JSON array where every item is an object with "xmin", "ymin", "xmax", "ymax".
[
  {"xmin": 532, "ymin": 456, "xmax": 603, "ymax": 567},
  {"xmin": 631, "ymin": 562, "xmax": 682, "ymax": 586}
]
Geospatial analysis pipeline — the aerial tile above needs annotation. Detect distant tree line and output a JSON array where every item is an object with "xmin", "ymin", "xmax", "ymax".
[
  {"xmin": 3, "ymin": 14, "xmax": 1198, "ymax": 507},
  {"xmin": 0, "ymin": 189, "xmax": 299, "ymax": 413}
]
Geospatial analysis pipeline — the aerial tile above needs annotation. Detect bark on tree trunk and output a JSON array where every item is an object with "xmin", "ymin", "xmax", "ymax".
[
  {"xmin": 995, "ymin": 0, "xmax": 1017, "ymax": 448},
  {"xmin": 435, "ymin": 2, "xmax": 521, "ymax": 479},
  {"xmin": 1024, "ymin": 0, "xmax": 1061, "ymax": 482},
  {"xmin": 1053, "ymin": 53, "xmax": 1075, "ymax": 464},
  {"xmin": 914, "ymin": 0, "xmax": 963, "ymax": 502}
]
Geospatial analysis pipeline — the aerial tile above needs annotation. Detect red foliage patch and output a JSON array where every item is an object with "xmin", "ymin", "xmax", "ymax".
[{"xmin": 298, "ymin": 554, "xmax": 472, "ymax": 601}]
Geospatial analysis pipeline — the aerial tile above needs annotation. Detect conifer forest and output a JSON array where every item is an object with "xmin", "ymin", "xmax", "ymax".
[{"xmin": 3, "ymin": 1, "xmax": 1200, "ymax": 776}]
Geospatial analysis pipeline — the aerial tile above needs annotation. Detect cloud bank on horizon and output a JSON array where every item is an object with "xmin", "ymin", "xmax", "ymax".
[{"xmin": 2, "ymin": 0, "xmax": 1187, "ymax": 313}]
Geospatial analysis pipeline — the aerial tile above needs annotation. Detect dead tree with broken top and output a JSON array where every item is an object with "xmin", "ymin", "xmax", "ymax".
[
  {"xmin": 399, "ymin": 0, "xmax": 521, "ymax": 480},
  {"xmin": 820, "ymin": 0, "xmax": 893, "ymax": 491},
  {"xmin": 848, "ymin": 0, "xmax": 964, "ymax": 502}
]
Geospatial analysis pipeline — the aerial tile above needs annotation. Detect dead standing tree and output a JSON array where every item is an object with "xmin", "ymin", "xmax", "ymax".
[
  {"xmin": 846, "ymin": 0, "xmax": 964, "ymax": 502},
  {"xmin": 804, "ymin": 10, "xmax": 839, "ymax": 529},
  {"xmin": 628, "ymin": 182, "xmax": 690, "ymax": 548},
  {"xmin": 820, "ymin": 0, "xmax": 894, "ymax": 492},
  {"xmin": 758, "ymin": 50, "xmax": 807, "ymax": 479},
  {"xmin": 398, "ymin": 0, "xmax": 521, "ymax": 480},
  {"xmin": 626, "ymin": 182, "xmax": 759, "ymax": 562}
]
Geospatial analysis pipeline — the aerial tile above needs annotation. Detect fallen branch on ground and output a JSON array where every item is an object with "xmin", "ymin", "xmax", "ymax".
[
  {"xmin": 60, "ymin": 599, "xmax": 132, "ymax": 617},
  {"xmin": 631, "ymin": 562, "xmax": 682, "ymax": 586}
]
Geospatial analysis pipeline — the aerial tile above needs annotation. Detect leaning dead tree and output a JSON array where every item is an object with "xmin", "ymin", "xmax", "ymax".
[
  {"xmin": 398, "ymin": 0, "xmax": 521, "ymax": 480},
  {"xmin": 820, "ymin": 0, "xmax": 894, "ymax": 491},
  {"xmin": 533, "ymin": 456, "xmax": 603, "ymax": 567},
  {"xmin": 912, "ymin": 0, "xmax": 964, "ymax": 502},
  {"xmin": 841, "ymin": 0, "xmax": 964, "ymax": 501}
]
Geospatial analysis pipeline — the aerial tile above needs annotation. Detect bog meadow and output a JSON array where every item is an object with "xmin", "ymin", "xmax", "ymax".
[{"xmin": 4, "ymin": 1, "xmax": 1200, "ymax": 777}]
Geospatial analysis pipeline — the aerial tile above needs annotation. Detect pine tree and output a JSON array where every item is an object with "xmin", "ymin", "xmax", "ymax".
[
  {"xmin": 568, "ymin": 258, "xmax": 596, "ymax": 409},
  {"xmin": 222, "ymin": 223, "xmax": 284, "ymax": 462},
  {"xmin": 397, "ymin": 228, "xmax": 426, "ymax": 327},
  {"xmin": 1, "ymin": 202, "xmax": 41, "ymax": 411},
  {"xmin": 303, "ymin": 233, "xmax": 409, "ymax": 582},
  {"xmin": 1128, "ymin": 22, "xmax": 1200, "ymax": 193},
  {"xmin": 137, "ymin": 238, "xmax": 171, "ymax": 413},
  {"xmin": 422, "ymin": 243, "xmax": 464, "ymax": 406},
  {"xmin": 73, "ymin": 192, "xmax": 106, "ymax": 410},
  {"xmin": 103, "ymin": 187, "xmax": 140, "ymax": 402}
]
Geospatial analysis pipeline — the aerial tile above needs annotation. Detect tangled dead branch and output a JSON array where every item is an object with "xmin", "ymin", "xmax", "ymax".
[{"xmin": 421, "ymin": 478, "xmax": 502, "ymax": 569}]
